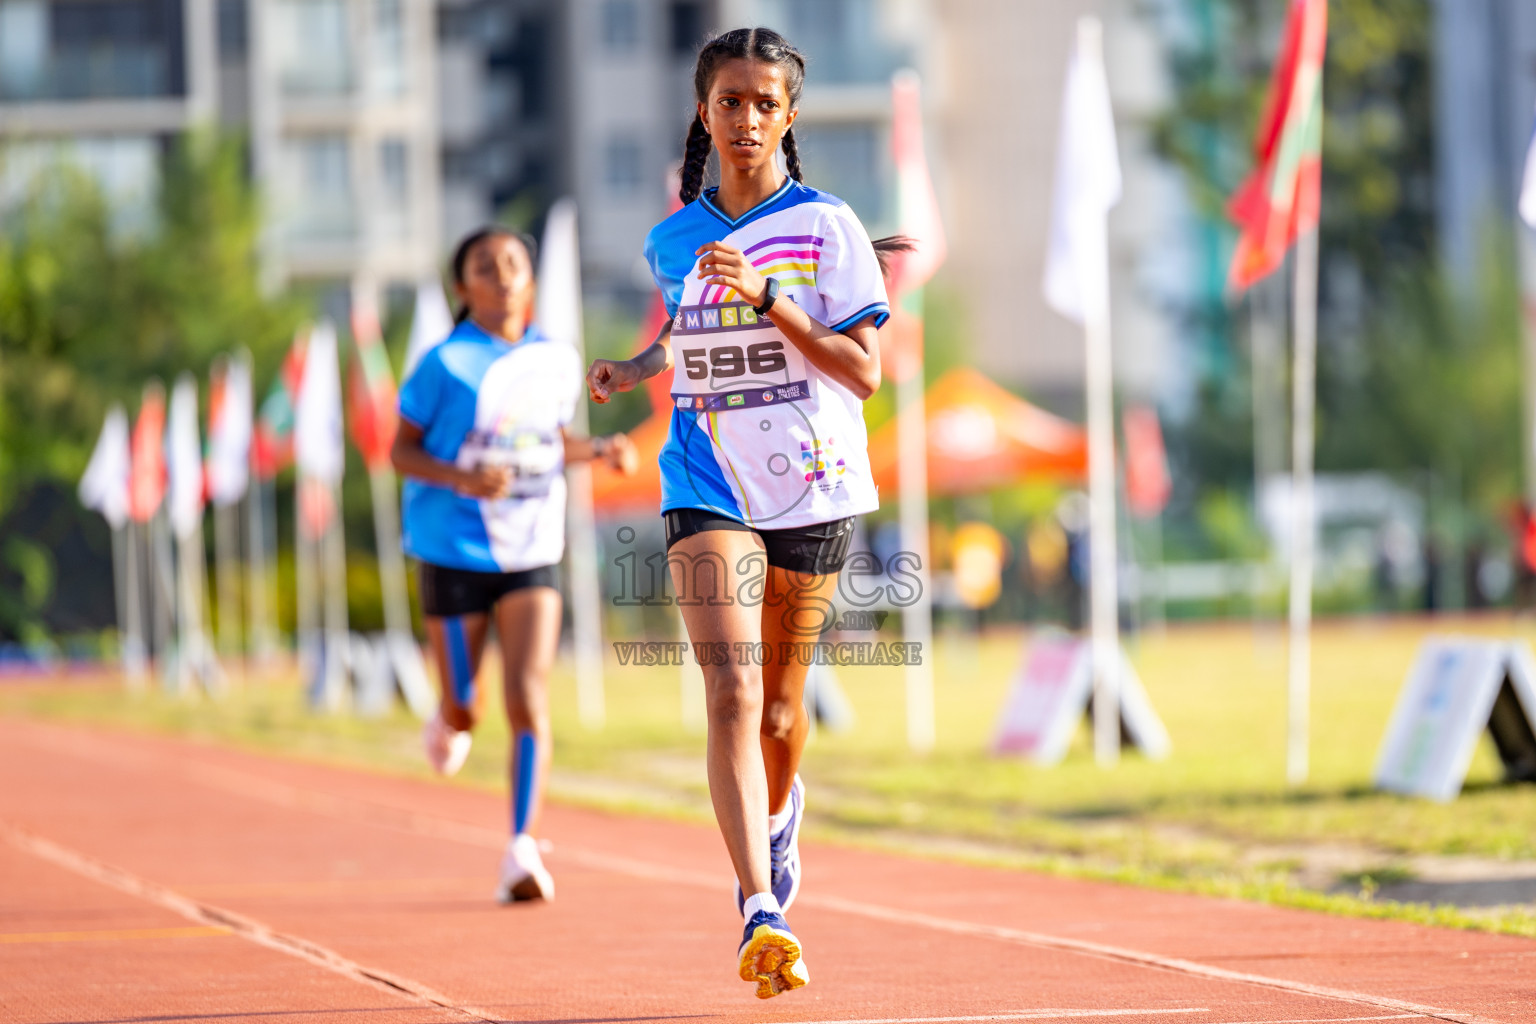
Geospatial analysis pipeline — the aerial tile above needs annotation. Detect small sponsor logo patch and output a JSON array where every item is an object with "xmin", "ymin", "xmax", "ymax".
[
  {"xmin": 762, "ymin": 390, "xmax": 775, "ymax": 402},
  {"xmin": 727, "ymin": 394, "xmax": 746, "ymax": 407},
  {"xmin": 676, "ymin": 396, "xmax": 692, "ymax": 409}
]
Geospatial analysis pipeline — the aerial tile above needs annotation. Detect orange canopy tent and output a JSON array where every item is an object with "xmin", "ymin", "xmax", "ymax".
[{"xmin": 867, "ymin": 366, "xmax": 1087, "ymax": 496}]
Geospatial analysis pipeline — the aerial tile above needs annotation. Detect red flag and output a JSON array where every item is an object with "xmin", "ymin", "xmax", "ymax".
[
  {"xmin": 1226, "ymin": 0, "xmax": 1327, "ymax": 293},
  {"xmin": 252, "ymin": 330, "xmax": 308, "ymax": 479},
  {"xmin": 1123, "ymin": 405, "xmax": 1172, "ymax": 518},
  {"xmin": 128, "ymin": 381, "xmax": 167, "ymax": 523},
  {"xmin": 887, "ymin": 69, "xmax": 947, "ymax": 298},
  {"xmin": 347, "ymin": 301, "xmax": 399, "ymax": 468}
]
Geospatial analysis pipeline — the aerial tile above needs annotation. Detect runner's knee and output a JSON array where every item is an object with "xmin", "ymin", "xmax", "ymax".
[
  {"xmin": 761, "ymin": 696, "xmax": 802, "ymax": 740},
  {"xmin": 704, "ymin": 668, "xmax": 763, "ymax": 727}
]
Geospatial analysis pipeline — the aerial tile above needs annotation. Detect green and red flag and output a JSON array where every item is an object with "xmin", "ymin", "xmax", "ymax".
[
  {"xmin": 1227, "ymin": 0, "xmax": 1328, "ymax": 293},
  {"xmin": 252, "ymin": 330, "xmax": 308, "ymax": 479},
  {"xmin": 347, "ymin": 301, "xmax": 399, "ymax": 469}
]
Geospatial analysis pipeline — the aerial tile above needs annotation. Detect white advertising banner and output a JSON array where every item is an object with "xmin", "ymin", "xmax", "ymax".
[
  {"xmin": 1374, "ymin": 637, "xmax": 1536, "ymax": 801},
  {"xmin": 993, "ymin": 633, "xmax": 1171, "ymax": 765}
]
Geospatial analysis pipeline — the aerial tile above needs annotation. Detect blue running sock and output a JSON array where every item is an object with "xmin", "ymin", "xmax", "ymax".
[
  {"xmin": 512, "ymin": 729, "xmax": 537, "ymax": 834},
  {"xmin": 443, "ymin": 617, "xmax": 475, "ymax": 708}
]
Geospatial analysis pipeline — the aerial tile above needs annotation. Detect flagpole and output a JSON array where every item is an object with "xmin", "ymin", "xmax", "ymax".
[
  {"xmin": 246, "ymin": 477, "xmax": 274, "ymax": 663},
  {"xmin": 151, "ymin": 509, "xmax": 176, "ymax": 689},
  {"xmin": 322, "ymin": 480, "xmax": 351, "ymax": 712},
  {"xmin": 1287, "ymin": 221, "xmax": 1319, "ymax": 786},
  {"xmin": 542, "ymin": 198, "xmax": 605, "ymax": 729},
  {"xmin": 296, "ymin": 482, "xmax": 319, "ymax": 701},
  {"xmin": 214, "ymin": 500, "xmax": 243, "ymax": 679},
  {"xmin": 896, "ymin": 296, "xmax": 935, "ymax": 753},
  {"xmin": 1070, "ymin": 16, "xmax": 1122, "ymax": 769},
  {"xmin": 368, "ymin": 464, "xmax": 435, "ymax": 718},
  {"xmin": 123, "ymin": 520, "xmax": 148, "ymax": 687}
]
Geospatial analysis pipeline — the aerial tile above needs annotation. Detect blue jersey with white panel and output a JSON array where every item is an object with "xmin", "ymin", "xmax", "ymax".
[
  {"xmin": 398, "ymin": 319, "xmax": 580, "ymax": 573},
  {"xmin": 643, "ymin": 179, "xmax": 889, "ymax": 529}
]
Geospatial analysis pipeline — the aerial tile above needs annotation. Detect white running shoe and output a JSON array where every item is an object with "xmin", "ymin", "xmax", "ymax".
[
  {"xmin": 422, "ymin": 712, "xmax": 472, "ymax": 776},
  {"xmin": 495, "ymin": 833, "xmax": 555, "ymax": 902}
]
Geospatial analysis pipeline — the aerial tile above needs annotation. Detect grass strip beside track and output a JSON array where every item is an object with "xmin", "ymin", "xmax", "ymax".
[{"xmin": 4, "ymin": 618, "xmax": 1535, "ymax": 939}]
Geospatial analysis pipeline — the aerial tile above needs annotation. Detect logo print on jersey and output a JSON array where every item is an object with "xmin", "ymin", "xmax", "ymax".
[
  {"xmin": 721, "ymin": 307, "xmax": 738, "ymax": 327},
  {"xmin": 701, "ymin": 309, "xmax": 720, "ymax": 329},
  {"xmin": 685, "ymin": 311, "xmax": 700, "ymax": 330},
  {"xmin": 801, "ymin": 437, "xmax": 846, "ymax": 483}
]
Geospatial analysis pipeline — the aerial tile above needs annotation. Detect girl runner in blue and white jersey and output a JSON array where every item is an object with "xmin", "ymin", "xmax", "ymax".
[
  {"xmin": 393, "ymin": 227, "xmax": 636, "ymax": 903},
  {"xmin": 587, "ymin": 28, "xmax": 888, "ymax": 998}
]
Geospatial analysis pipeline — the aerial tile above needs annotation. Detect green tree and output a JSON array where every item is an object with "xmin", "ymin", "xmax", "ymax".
[
  {"xmin": 1153, "ymin": 0, "xmax": 1521, "ymax": 562},
  {"xmin": 0, "ymin": 134, "xmax": 306, "ymax": 641}
]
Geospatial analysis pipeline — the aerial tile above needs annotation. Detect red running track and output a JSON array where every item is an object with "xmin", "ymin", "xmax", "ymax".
[{"xmin": 0, "ymin": 716, "xmax": 1531, "ymax": 1024}]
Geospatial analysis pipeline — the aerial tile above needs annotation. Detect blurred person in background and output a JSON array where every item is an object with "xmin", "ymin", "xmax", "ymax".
[
  {"xmin": 586, "ymin": 27, "xmax": 893, "ymax": 998},
  {"xmin": 391, "ymin": 227, "xmax": 636, "ymax": 903}
]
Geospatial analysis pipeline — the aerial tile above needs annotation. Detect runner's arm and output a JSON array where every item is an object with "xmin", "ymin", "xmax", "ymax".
[
  {"xmin": 586, "ymin": 321, "xmax": 673, "ymax": 403},
  {"xmin": 695, "ymin": 241, "xmax": 881, "ymax": 399},
  {"xmin": 562, "ymin": 429, "xmax": 639, "ymax": 474},
  {"xmin": 391, "ymin": 420, "xmax": 512, "ymax": 498}
]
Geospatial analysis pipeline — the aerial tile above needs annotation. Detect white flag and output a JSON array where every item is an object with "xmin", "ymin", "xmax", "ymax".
[
  {"xmin": 295, "ymin": 320, "xmax": 345, "ymax": 484},
  {"xmin": 79, "ymin": 404, "xmax": 131, "ymax": 529},
  {"xmin": 403, "ymin": 279, "xmax": 455, "ymax": 379},
  {"xmin": 1521, "ymin": 107, "xmax": 1536, "ymax": 229},
  {"xmin": 539, "ymin": 198, "xmax": 584, "ymax": 354},
  {"xmin": 166, "ymin": 373, "xmax": 204, "ymax": 540},
  {"xmin": 1043, "ymin": 17, "xmax": 1122, "ymax": 325},
  {"xmin": 206, "ymin": 350, "xmax": 253, "ymax": 507}
]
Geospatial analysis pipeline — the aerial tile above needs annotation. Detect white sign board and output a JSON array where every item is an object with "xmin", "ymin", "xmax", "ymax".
[
  {"xmin": 993, "ymin": 633, "xmax": 1171, "ymax": 764},
  {"xmin": 1374, "ymin": 637, "xmax": 1536, "ymax": 802}
]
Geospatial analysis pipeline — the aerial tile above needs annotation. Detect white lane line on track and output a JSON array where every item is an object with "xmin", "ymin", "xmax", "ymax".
[
  {"xmin": 4, "ymin": 725, "xmax": 1500, "ymax": 1024},
  {"xmin": 771, "ymin": 1014, "xmax": 1424, "ymax": 1024},
  {"xmin": 0, "ymin": 822, "xmax": 497, "ymax": 1024},
  {"xmin": 765, "ymin": 1009, "xmax": 1211, "ymax": 1024}
]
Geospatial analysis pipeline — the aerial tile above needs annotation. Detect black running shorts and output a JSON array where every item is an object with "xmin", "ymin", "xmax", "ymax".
[
  {"xmin": 663, "ymin": 508, "xmax": 855, "ymax": 575},
  {"xmin": 418, "ymin": 562, "xmax": 560, "ymax": 618}
]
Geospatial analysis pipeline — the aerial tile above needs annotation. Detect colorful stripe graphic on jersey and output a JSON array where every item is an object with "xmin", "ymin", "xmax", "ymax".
[
  {"xmin": 643, "ymin": 181, "xmax": 888, "ymax": 529},
  {"xmin": 703, "ymin": 234, "xmax": 825, "ymax": 304}
]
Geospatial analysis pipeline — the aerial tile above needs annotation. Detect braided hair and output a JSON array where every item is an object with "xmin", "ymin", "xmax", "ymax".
[
  {"xmin": 679, "ymin": 27, "xmax": 807, "ymax": 205},
  {"xmin": 448, "ymin": 226, "xmax": 538, "ymax": 325}
]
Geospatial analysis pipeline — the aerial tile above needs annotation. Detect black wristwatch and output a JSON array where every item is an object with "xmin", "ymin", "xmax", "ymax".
[{"xmin": 754, "ymin": 276, "xmax": 780, "ymax": 316}]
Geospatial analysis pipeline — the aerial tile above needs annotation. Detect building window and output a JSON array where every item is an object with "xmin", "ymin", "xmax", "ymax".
[
  {"xmin": 273, "ymin": 0, "xmax": 351, "ymax": 97},
  {"xmin": 793, "ymin": 123, "xmax": 884, "ymax": 227},
  {"xmin": 378, "ymin": 138, "xmax": 410, "ymax": 242},
  {"xmin": 280, "ymin": 134, "xmax": 355, "ymax": 243},
  {"xmin": 0, "ymin": 135, "xmax": 160, "ymax": 237},
  {"xmin": 0, "ymin": 0, "xmax": 182, "ymax": 101},
  {"xmin": 601, "ymin": 0, "xmax": 638, "ymax": 52},
  {"xmin": 605, "ymin": 138, "xmax": 642, "ymax": 194},
  {"xmin": 217, "ymin": 0, "xmax": 246, "ymax": 59},
  {"xmin": 668, "ymin": 1, "xmax": 704, "ymax": 56},
  {"xmin": 0, "ymin": 0, "xmax": 48, "ymax": 100},
  {"xmin": 370, "ymin": 0, "xmax": 406, "ymax": 97}
]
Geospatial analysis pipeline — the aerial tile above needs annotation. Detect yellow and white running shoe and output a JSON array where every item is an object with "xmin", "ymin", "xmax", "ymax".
[{"xmin": 737, "ymin": 910, "xmax": 808, "ymax": 999}]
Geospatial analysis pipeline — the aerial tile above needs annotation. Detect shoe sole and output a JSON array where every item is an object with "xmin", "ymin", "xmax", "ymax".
[
  {"xmin": 737, "ymin": 924, "xmax": 808, "ymax": 999},
  {"xmin": 496, "ymin": 868, "xmax": 554, "ymax": 903}
]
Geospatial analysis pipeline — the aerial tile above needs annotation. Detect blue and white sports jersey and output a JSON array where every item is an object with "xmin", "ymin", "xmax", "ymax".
[
  {"xmin": 644, "ymin": 179, "xmax": 889, "ymax": 529},
  {"xmin": 398, "ymin": 319, "xmax": 581, "ymax": 573}
]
